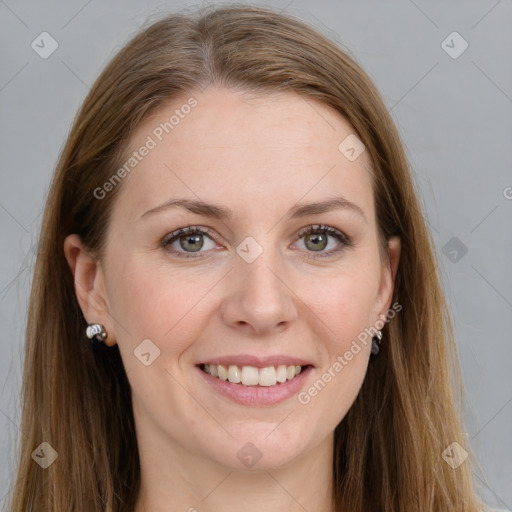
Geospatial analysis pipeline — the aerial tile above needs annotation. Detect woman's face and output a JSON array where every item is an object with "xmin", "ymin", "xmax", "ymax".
[{"xmin": 67, "ymin": 86, "xmax": 400, "ymax": 471}]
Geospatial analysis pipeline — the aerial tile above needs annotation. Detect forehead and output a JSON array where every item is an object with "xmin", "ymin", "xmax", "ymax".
[{"xmin": 111, "ymin": 87, "xmax": 375, "ymax": 225}]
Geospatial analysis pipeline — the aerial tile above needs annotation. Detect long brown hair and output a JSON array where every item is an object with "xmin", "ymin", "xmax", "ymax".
[{"xmin": 8, "ymin": 4, "xmax": 489, "ymax": 511}]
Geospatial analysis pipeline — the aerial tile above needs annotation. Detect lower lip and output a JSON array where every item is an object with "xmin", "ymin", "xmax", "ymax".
[{"xmin": 196, "ymin": 365, "xmax": 313, "ymax": 406}]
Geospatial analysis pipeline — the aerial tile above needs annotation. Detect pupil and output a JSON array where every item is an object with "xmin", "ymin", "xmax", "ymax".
[
  {"xmin": 306, "ymin": 233, "xmax": 327, "ymax": 251},
  {"xmin": 180, "ymin": 234, "xmax": 203, "ymax": 252}
]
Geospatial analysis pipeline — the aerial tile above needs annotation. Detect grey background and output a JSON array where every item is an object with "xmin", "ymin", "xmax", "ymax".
[{"xmin": 1, "ymin": 0, "xmax": 511, "ymax": 510}]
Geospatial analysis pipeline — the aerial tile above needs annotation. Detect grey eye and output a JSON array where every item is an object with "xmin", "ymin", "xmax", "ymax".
[{"xmin": 303, "ymin": 232, "xmax": 329, "ymax": 252}]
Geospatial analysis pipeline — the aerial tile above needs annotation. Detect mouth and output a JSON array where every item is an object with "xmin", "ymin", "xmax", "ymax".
[
  {"xmin": 195, "ymin": 357, "xmax": 314, "ymax": 406},
  {"xmin": 198, "ymin": 363, "xmax": 311, "ymax": 387}
]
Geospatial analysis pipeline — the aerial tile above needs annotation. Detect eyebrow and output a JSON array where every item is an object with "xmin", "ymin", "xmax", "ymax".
[{"xmin": 140, "ymin": 197, "xmax": 367, "ymax": 223}]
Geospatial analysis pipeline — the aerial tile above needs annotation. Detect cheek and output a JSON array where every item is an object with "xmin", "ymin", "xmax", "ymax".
[
  {"xmin": 311, "ymin": 268, "xmax": 379, "ymax": 347},
  {"xmin": 297, "ymin": 275, "xmax": 375, "ymax": 427},
  {"xmin": 298, "ymin": 266, "xmax": 378, "ymax": 408},
  {"xmin": 107, "ymin": 256, "xmax": 219, "ymax": 357}
]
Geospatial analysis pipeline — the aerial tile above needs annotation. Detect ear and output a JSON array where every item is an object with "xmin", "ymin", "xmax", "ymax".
[
  {"xmin": 63, "ymin": 234, "xmax": 117, "ymax": 347},
  {"xmin": 374, "ymin": 235, "xmax": 401, "ymax": 325}
]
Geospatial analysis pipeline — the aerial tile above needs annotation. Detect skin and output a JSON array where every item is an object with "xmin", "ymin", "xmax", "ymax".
[{"xmin": 64, "ymin": 86, "xmax": 400, "ymax": 512}]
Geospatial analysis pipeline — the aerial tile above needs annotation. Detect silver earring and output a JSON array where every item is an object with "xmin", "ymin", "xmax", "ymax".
[
  {"xmin": 86, "ymin": 323, "xmax": 108, "ymax": 344},
  {"xmin": 370, "ymin": 330, "xmax": 382, "ymax": 356}
]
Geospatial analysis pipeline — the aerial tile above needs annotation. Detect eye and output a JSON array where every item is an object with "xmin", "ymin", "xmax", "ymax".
[
  {"xmin": 161, "ymin": 224, "xmax": 352, "ymax": 260},
  {"xmin": 294, "ymin": 224, "xmax": 352, "ymax": 259},
  {"xmin": 161, "ymin": 226, "xmax": 219, "ymax": 259}
]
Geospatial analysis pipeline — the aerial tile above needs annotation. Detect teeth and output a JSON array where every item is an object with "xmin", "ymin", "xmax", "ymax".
[
  {"xmin": 241, "ymin": 365, "xmax": 259, "ymax": 386},
  {"xmin": 227, "ymin": 365, "xmax": 241, "ymax": 383},
  {"xmin": 218, "ymin": 364, "xmax": 228, "ymax": 381},
  {"xmin": 203, "ymin": 363, "xmax": 304, "ymax": 387},
  {"xmin": 259, "ymin": 366, "xmax": 277, "ymax": 386},
  {"xmin": 276, "ymin": 365, "xmax": 287, "ymax": 383}
]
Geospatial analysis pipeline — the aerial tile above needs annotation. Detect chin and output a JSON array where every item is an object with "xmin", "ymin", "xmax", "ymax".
[{"xmin": 202, "ymin": 424, "xmax": 315, "ymax": 471}]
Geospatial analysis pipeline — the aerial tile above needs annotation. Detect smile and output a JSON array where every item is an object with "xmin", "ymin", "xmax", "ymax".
[
  {"xmin": 196, "ymin": 355, "xmax": 314, "ymax": 406},
  {"xmin": 199, "ymin": 363, "xmax": 305, "ymax": 387}
]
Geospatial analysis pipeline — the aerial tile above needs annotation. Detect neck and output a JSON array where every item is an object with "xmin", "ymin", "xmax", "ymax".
[{"xmin": 133, "ymin": 423, "xmax": 335, "ymax": 512}]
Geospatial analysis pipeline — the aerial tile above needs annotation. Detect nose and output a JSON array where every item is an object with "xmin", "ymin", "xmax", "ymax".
[{"xmin": 220, "ymin": 248, "xmax": 298, "ymax": 336}]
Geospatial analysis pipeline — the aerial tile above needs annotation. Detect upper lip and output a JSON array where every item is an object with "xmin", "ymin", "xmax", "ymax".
[{"xmin": 198, "ymin": 355, "xmax": 314, "ymax": 368}]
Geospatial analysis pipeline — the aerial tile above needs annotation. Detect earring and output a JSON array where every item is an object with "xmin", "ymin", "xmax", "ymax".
[
  {"xmin": 370, "ymin": 330, "xmax": 382, "ymax": 356},
  {"xmin": 86, "ymin": 323, "xmax": 108, "ymax": 344}
]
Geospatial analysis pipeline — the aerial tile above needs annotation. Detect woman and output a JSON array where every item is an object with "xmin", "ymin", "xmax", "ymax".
[{"xmin": 8, "ymin": 4, "xmax": 489, "ymax": 511}]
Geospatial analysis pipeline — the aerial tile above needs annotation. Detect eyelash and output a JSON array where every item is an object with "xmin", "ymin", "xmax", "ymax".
[{"xmin": 161, "ymin": 224, "xmax": 352, "ymax": 260}]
